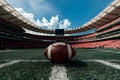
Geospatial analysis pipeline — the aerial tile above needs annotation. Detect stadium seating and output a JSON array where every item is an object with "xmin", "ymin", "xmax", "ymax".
[
  {"xmin": 0, "ymin": 14, "xmax": 120, "ymax": 49},
  {"xmin": 96, "ymin": 17, "xmax": 120, "ymax": 31},
  {"xmin": 97, "ymin": 25, "xmax": 120, "ymax": 35},
  {"xmin": 71, "ymin": 40, "xmax": 120, "ymax": 49}
]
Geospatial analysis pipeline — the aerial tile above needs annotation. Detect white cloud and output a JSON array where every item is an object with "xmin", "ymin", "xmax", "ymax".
[
  {"xmin": 15, "ymin": 8, "xmax": 35, "ymax": 22},
  {"xmin": 45, "ymin": 15, "xmax": 59, "ymax": 29},
  {"xmin": 59, "ymin": 19, "xmax": 71, "ymax": 29},
  {"xmin": 40, "ymin": 15, "xmax": 71, "ymax": 29},
  {"xmin": 6, "ymin": 0, "xmax": 58, "ymax": 17},
  {"xmin": 29, "ymin": 0, "xmax": 51, "ymax": 11},
  {"xmin": 15, "ymin": 8, "xmax": 71, "ymax": 30},
  {"xmin": 28, "ymin": 0, "xmax": 57, "ymax": 16}
]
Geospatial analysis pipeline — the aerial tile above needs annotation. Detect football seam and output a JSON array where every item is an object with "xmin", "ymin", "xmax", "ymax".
[
  {"xmin": 67, "ymin": 44, "xmax": 72, "ymax": 59},
  {"xmin": 47, "ymin": 45, "xmax": 52, "ymax": 59}
]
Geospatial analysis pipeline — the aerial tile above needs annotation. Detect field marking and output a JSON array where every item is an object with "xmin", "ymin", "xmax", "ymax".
[
  {"xmin": 82, "ymin": 59, "xmax": 120, "ymax": 62},
  {"xmin": 49, "ymin": 64, "xmax": 69, "ymax": 80},
  {"xmin": 2, "ymin": 59, "xmax": 120, "ymax": 62},
  {"xmin": 83, "ymin": 59, "xmax": 120, "ymax": 70},
  {"xmin": 0, "ymin": 50, "xmax": 15, "ymax": 52},
  {"xmin": 0, "ymin": 60, "xmax": 21, "ymax": 69},
  {"xmin": 3, "ymin": 59, "xmax": 49, "ymax": 62},
  {"xmin": 97, "ymin": 49, "xmax": 120, "ymax": 54},
  {"xmin": 21, "ymin": 59, "xmax": 49, "ymax": 62},
  {"xmin": 94, "ymin": 60, "xmax": 120, "ymax": 70},
  {"xmin": 1, "ymin": 59, "xmax": 120, "ymax": 70}
]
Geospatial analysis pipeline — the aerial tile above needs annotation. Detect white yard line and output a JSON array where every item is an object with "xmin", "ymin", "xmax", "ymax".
[
  {"xmin": 21, "ymin": 59, "xmax": 49, "ymax": 62},
  {"xmin": 83, "ymin": 59, "xmax": 120, "ymax": 70},
  {"xmin": 3, "ymin": 59, "xmax": 120, "ymax": 62},
  {"xmin": 105, "ymin": 60, "xmax": 120, "ymax": 61},
  {"xmin": 1, "ymin": 59, "xmax": 120, "ymax": 70},
  {"xmin": 4, "ymin": 59, "xmax": 49, "ymax": 62},
  {"xmin": 94, "ymin": 60, "xmax": 120, "ymax": 70},
  {"xmin": 0, "ymin": 60, "xmax": 21, "ymax": 69},
  {"xmin": 49, "ymin": 64, "xmax": 69, "ymax": 80},
  {"xmin": 97, "ymin": 49, "xmax": 120, "ymax": 54},
  {"xmin": 0, "ymin": 50, "xmax": 15, "ymax": 52},
  {"xmin": 83, "ymin": 59, "xmax": 120, "ymax": 62},
  {"xmin": 2, "ymin": 59, "xmax": 120, "ymax": 62}
]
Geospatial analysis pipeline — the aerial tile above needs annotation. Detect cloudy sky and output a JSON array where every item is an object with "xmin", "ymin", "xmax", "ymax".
[{"xmin": 6, "ymin": 0, "xmax": 112, "ymax": 30}]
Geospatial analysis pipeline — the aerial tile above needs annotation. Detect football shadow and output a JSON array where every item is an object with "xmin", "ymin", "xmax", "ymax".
[{"xmin": 65, "ymin": 60, "xmax": 88, "ymax": 68}]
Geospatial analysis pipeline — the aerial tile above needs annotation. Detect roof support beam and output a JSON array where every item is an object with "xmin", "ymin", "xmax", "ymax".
[{"xmin": 0, "ymin": 10, "xmax": 16, "ymax": 16}]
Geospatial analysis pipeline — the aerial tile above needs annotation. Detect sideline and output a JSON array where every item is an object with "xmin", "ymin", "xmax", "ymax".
[
  {"xmin": 0, "ymin": 60, "xmax": 21, "ymax": 69},
  {"xmin": 0, "ymin": 50, "xmax": 15, "ymax": 52},
  {"xmin": 94, "ymin": 60, "xmax": 120, "ymax": 70},
  {"xmin": 97, "ymin": 49, "xmax": 120, "ymax": 54}
]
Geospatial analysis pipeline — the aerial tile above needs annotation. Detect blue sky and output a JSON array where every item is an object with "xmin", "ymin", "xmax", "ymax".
[{"xmin": 6, "ymin": 0, "xmax": 113, "ymax": 30}]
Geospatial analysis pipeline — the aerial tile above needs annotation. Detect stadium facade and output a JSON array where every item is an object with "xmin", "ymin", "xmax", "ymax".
[{"xmin": 0, "ymin": 0, "xmax": 120, "ymax": 49}]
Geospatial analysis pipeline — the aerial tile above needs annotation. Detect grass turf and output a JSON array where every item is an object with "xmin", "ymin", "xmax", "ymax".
[
  {"xmin": 66, "ymin": 61, "xmax": 120, "ymax": 80},
  {"xmin": 0, "ymin": 61, "xmax": 9, "ymax": 64},
  {"xmin": 0, "ymin": 61, "xmax": 52, "ymax": 80},
  {"xmin": 74, "ymin": 49, "xmax": 120, "ymax": 60},
  {"xmin": 0, "ymin": 48, "xmax": 120, "ymax": 80},
  {"xmin": 0, "ymin": 49, "xmax": 46, "ymax": 60},
  {"xmin": 1, "ymin": 48, "xmax": 120, "ymax": 61}
]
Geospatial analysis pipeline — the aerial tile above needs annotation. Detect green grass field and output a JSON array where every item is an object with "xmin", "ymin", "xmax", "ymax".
[{"xmin": 0, "ymin": 48, "xmax": 120, "ymax": 80}]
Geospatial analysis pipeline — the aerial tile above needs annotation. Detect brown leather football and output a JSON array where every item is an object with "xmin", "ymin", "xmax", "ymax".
[{"xmin": 44, "ymin": 42, "xmax": 76, "ymax": 63}]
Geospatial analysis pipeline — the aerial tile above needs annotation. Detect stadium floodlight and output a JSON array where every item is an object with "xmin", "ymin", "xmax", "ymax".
[
  {"xmin": 0, "ymin": 3, "xmax": 2, "ymax": 6},
  {"xmin": 116, "ymin": 2, "xmax": 120, "ymax": 6},
  {"xmin": 87, "ymin": 22, "xmax": 92, "ymax": 25},
  {"xmin": 101, "ymin": 12, "xmax": 107, "ymax": 17},
  {"xmin": 107, "ymin": 6, "xmax": 115, "ymax": 13},
  {"xmin": 0, "ymin": 0, "xmax": 8, "ymax": 5},
  {"xmin": 103, "ymin": 6, "xmax": 111, "ymax": 13},
  {"xmin": 91, "ymin": 19, "xmax": 97, "ymax": 23},
  {"xmin": 111, "ymin": 0, "xmax": 119, "ymax": 6}
]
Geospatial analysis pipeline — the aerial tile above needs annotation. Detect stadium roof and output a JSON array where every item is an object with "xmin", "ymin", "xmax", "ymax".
[{"xmin": 0, "ymin": 0, "xmax": 120, "ymax": 34}]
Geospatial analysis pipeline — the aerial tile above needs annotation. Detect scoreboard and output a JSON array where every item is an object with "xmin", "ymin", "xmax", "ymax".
[
  {"xmin": 55, "ymin": 29, "xmax": 64, "ymax": 42},
  {"xmin": 55, "ymin": 29, "xmax": 64, "ymax": 36}
]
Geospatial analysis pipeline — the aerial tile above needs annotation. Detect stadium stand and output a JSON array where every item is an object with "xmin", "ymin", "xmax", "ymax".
[{"xmin": 0, "ymin": 0, "xmax": 120, "ymax": 50}]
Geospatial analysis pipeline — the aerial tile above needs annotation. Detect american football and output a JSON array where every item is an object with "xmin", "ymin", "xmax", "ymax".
[{"xmin": 44, "ymin": 42, "xmax": 76, "ymax": 62}]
